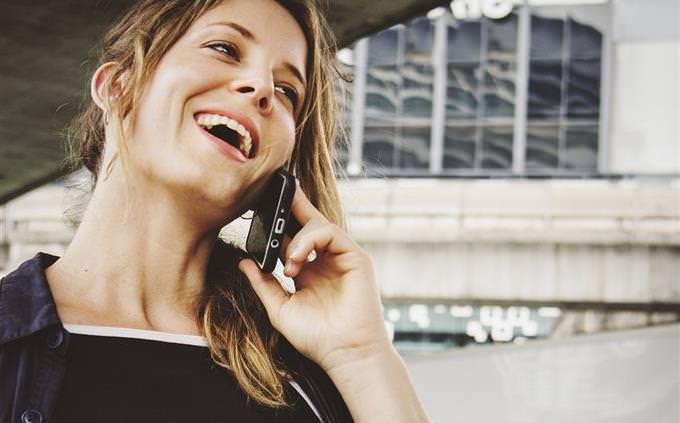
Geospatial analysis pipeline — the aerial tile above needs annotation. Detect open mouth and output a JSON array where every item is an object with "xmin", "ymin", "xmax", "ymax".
[{"xmin": 195, "ymin": 113, "xmax": 255, "ymax": 158}]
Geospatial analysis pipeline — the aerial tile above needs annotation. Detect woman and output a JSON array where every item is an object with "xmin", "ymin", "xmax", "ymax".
[{"xmin": 0, "ymin": 0, "xmax": 429, "ymax": 422}]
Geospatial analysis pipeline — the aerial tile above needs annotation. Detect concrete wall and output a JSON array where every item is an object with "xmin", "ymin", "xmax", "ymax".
[
  {"xmin": 3, "ymin": 178, "xmax": 679, "ymax": 307},
  {"xmin": 608, "ymin": 0, "xmax": 680, "ymax": 174}
]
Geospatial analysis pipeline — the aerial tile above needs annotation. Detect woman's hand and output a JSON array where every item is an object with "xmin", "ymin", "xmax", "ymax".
[{"xmin": 238, "ymin": 185, "xmax": 391, "ymax": 374}]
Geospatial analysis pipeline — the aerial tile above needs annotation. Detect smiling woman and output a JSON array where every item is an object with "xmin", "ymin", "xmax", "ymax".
[{"xmin": 0, "ymin": 0, "xmax": 429, "ymax": 422}]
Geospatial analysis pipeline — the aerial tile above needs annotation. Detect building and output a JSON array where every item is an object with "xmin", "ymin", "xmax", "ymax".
[{"xmin": 332, "ymin": 0, "xmax": 680, "ymax": 349}]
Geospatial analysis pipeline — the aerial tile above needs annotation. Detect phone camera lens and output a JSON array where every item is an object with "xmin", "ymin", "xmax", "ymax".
[{"xmin": 270, "ymin": 239, "xmax": 280, "ymax": 248}]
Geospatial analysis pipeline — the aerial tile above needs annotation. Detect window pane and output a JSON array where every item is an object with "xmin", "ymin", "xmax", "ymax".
[
  {"xmin": 334, "ymin": 48, "xmax": 355, "ymax": 171},
  {"xmin": 564, "ymin": 126, "xmax": 598, "ymax": 170},
  {"xmin": 483, "ymin": 59, "xmax": 516, "ymax": 117},
  {"xmin": 336, "ymin": 48, "xmax": 355, "ymax": 122},
  {"xmin": 447, "ymin": 20, "xmax": 481, "ymax": 63},
  {"xmin": 406, "ymin": 17, "xmax": 434, "ymax": 55},
  {"xmin": 530, "ymin": 15, "xmax": 564, "ymax": 60},
  {"xmin": 402, "ymin": 69, "xmax": 434, "ymax": 118},
  {"xmin": 363, "ymin": 126, "xmax": 396, "ymax": 169},
  {"xmin": 367, "ymin": 28, "xmax": 399, "ymax": 66},
  {"xmin": 566, "ymin": 59, "xmax": 601, "ymax": 119},
  {"xmin": 403, "ymin": 18, "xmax": 434, "ymax": 118},
  {"xmin": 528, "ymin": 60, "xmax": 562, "ymax": 119},
  {"xmin": 444, "ymin": 126, "xmax": 476, "ymax": 169},
  {"xmin": 398, "ymin": 126, "xmax": 431, "ymax": 169},
  {"xmin": 365, "ymin": 65, "xmax": 400, "ymax": 123},
  {"xmin": 526, "ymin": 125, "xmax": 559, "ymax": 170},
  {"xmin": 568, "ymin": 17, "xmax": 602, "ymax": 60},
  {"xmin": 488, "ymin": 14, "xmax": 518, "ymax": 57},
  {"xmin": 480, "ymin": 126, "xmax": 513, "ymax": 170},
  {"xmin": 447, "ymin": 64, "xmax": 479, "ymax": 120}
]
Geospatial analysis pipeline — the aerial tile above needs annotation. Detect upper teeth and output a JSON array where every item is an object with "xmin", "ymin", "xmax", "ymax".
[{"xmin": 196, "ymin": 113, "xmax": 253, "ymax": 158}]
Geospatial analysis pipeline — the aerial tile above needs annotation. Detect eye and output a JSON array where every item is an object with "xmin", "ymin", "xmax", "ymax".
[
  {"xmin": 275, "ymin": 85, "xmax": 299, "ymax": 110},
  {"xmin": 208, "ymin": 42, "xmax": 240, "ymax": 61}
]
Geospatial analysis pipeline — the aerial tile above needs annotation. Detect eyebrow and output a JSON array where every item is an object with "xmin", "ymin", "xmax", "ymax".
[{"xmin": 208, "ymin": 21, "xmax": 307, "ymax": 88}]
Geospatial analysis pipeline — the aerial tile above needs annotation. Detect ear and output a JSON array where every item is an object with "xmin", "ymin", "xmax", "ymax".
[{"xmin": 90, "ymin": 62, "xmax": 122, "ymax": 113}]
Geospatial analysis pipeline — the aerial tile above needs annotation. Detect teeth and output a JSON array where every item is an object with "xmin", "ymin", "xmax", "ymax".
[
  {"xmin": 236, "ymin": 124, "xmax": 246, "ymax": 137},
  {"xmin": 196, "ymin": 113, "xmax": 254, "ymax": 158}
]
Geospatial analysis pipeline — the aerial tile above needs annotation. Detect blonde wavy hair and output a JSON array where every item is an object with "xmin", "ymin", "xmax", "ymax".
[{"xmin": 66, "ymin": 0, "xmax": 346, "ymax": 407}]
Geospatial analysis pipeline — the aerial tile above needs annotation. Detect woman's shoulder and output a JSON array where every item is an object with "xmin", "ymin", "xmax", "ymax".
[{"xmin": 0, "ymin": 252, "xmax": 61, "ymax": 345}]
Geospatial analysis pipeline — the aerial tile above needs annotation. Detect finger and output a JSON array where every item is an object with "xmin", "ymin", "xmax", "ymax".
[
  {"xmin": 238, "ymin": 258, "xmax": 287, "ymax": 325},
  {"xmin": 280, "ymin": 232, "xmax": 316, "ymax": 265},
  {"xmin": 284, "ymin": 224, "xmax": 357, "ymax": 276},
  {"xmin": 290, "ymin": 184, "xmax": 327, "ymax": 227},
  {"xmin": 281, "ymin": 233, "xmax": 315, "ymax": 277}
]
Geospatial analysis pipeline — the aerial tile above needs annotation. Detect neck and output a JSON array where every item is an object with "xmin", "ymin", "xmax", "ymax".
[{"xmin": 47, "ymin": 169, "xmax": 235, "ymax": 335}]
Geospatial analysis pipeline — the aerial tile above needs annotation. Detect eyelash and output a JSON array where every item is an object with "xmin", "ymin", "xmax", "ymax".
[
  {"xmin": 208, "ymin": 42, "xmax": 300, "ymax": 111},
  {"xmin": 208, "ymin": 42, "xmax": 240, "ymax": 61},
  {"xmin": 275, "ymin": 85, "xmax": 300, "ymax": 109}
]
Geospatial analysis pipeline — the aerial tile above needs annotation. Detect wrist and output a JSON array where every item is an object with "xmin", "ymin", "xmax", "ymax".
[
  {"xmin": 320, "ymin": 338, "xmax": 396, "ymax": 376},
  {"xmin": 323, "ymin": 343, "xmax": 430, "ymax": 423},
  {"xmin": 322, "ymin": 341, "xmax": 401, "ymax": 387}
]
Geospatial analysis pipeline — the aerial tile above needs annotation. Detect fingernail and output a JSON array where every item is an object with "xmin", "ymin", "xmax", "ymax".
[
  {"xmin": 284, "ymin": 259, "xmax": 294, "ymax": 275},
  {"xmin": 306, "ymin": 250, "xmax": 317, "ymax": 263}
]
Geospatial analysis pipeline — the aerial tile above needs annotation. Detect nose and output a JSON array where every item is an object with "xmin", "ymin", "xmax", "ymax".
[{"xmin": 231, "ymin": 75, "xmax": 274, "ymax": 115}]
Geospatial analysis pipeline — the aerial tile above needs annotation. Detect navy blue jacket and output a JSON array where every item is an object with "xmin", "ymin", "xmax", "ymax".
[{"xmin": 0, "ymin": 253, "xmax": 352, "ymax": 423}]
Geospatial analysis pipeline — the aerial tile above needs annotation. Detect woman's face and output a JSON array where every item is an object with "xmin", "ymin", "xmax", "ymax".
[{"xmin": 122, "ymin": 0, "xmax": 307, "ymax": 223}]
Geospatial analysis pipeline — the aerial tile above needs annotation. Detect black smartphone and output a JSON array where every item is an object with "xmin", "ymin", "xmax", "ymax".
[{"xmin": 245, "ymin": 168, "xmax": 302, "ymax": 273}]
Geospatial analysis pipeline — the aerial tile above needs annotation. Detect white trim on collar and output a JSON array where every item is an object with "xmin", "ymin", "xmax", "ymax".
[{"xmin": 62, "ymin": 324, "xmax": 208, "ymax": 347}]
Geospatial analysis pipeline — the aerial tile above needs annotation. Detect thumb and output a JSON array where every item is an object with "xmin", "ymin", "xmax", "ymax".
[{"xmin": 238, "ymin": 258, "xmax": 287, "ymax": 325}]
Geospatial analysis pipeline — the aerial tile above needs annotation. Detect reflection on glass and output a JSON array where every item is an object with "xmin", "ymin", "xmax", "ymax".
[
  {"xmin": 366, "ymin": 66, "xmax": 400, "ymax": 122},
  {"xmin": 568, "ymin": 18, "xmax": 602, "ymax": 59},
  {"xmin": 483, "ymin": 59, "xmax": 515, "ymax": 117},
  {"xmin": 528, "ymin": 60, "xmax": 562, "ymax": 119},
  {"xmin": 406, "ymin": 17, "xmax": 434, "ymax": 55},
  {"xmin": 363, "ymin": 17, "xmax": 434, "ymax": 171},
  {"xmin": 447, "ymin": 20, "xmax": 481, "ymax": 63},
  {"xmin": 447, "ymin": 64, "xmax": 479, "ymax": 119},
  {"xmin": 367, "ymin": 28, "xmax": 399, "ymax": 66},
  {"xmin": 567, "ymin": 59, "xmax": 601, "ymax": 119},
  {"xmin": 363, "ymin": 126, "xmax": 396, "ymax": 169},
  {"xmin": 334, "ymin": 48, "xmax": 355, "ymax": 170},
  {"xmin": 443, "ymin": 126, "xmax": 476, "ymax": 169},
  {"xmin": 480, "ymin": 126, "xmax": 513, "ymax": 169},
  {"xmin": 403, "ymin": 18, "xmax": 434, "ymax": 119},
  {"xmin": 356, "ymin": 7, "xmax": 604, "ymax": 175},
  {"xmin": 484, "ymin": 14, "xmax": 517, "ymax": 118},
  {"xmin": 530, "ymin": 15, "xmax": 564, "ymax": 60},
  {"xmin": 564, "ymin": 126, "xmax": 598, "ymax": 170},
  {"xmin": 526, "ymin": 125, "xmax": 559, "ymax": 170},
  {"xmin": 488, "ymin": 14, "xmax": 518, "ymax": 57},
  {"xmin": 399, "ymin": 126, "xmax": 431, "ymax": 169}
]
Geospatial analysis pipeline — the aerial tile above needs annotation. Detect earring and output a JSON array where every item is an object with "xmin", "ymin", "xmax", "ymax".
[{"xmin": 103, "ymin": 110, "xmax": 109, "ymax": 125}]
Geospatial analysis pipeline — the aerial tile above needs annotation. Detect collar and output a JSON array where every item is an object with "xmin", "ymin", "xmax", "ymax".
[{"xmin": 0, "ymin": 252, "xmax": 61, "ymax": 345}]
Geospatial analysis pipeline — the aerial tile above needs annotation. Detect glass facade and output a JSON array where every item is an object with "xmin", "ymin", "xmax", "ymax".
[
  {"xmin": 337, "ymin": 3, "xmax": 608, "ymax": 177},
  {"xmin": 363, "ymin": 18, "xmax": 434, "ymax": 173},
  {"xmin": 526, "ymin": 9, "xmax": 602, "ymax": 171}
]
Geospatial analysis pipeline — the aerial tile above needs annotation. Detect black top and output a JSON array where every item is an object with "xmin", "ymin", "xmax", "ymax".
[{"xmin": 53, "ymin": 332, "xmax": 321, "ymax": 422}]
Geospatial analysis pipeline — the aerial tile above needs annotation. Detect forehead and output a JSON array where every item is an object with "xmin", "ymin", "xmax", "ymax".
[{"xmin": 193, "ymin": 0, "xmax": 308, "ymax": 71}]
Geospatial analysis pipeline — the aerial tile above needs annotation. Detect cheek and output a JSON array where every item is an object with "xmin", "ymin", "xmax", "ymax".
[{"xmin": 276, "ymin": 119, "xmax": 297, "ymax": 164}]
